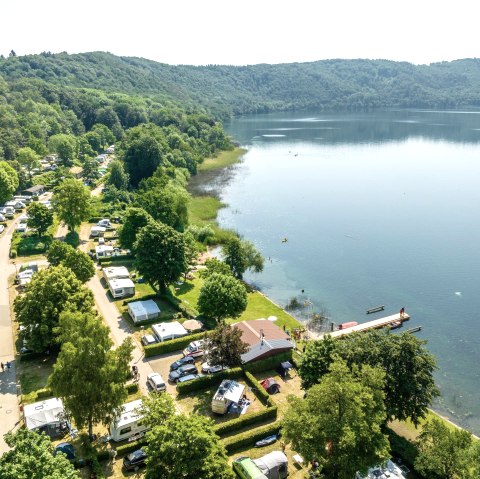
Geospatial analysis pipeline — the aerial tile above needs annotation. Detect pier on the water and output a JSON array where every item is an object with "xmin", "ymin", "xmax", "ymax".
[{"xmin": 322, "ymin": 313, "xmax": 411, "ymax": 339}]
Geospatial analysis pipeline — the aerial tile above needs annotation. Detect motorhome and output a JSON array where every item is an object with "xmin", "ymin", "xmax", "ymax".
[
  {"xmin": 109, "ymin": 399, "xmax": 148, "ymax": 442},
  {"xmin": 211, "ymin": 379, "xmax": 245, "ymax": 415},
  {"xmin": 108, "ymin": 278, "xmax": 135, "ymax": 298}
]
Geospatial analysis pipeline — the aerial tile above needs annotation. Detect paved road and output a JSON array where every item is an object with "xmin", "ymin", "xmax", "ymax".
[{"xmin": 0, "ymin": 219, "xmax": 21, "ymax": 453}]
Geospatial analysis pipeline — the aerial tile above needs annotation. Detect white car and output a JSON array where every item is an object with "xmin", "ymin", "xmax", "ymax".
[
  {"xmin": 147, "ymin": 372, "xmax": 166, "ymax": 392},
  {"xmin": 0, "ymin": 225, "xmax": 4, "ymax": 234},
  {"xmin": 97, "ymin": 219, "xmax": 112, "ymax": 228},
  {"xmin": 183, "ymin": 340, "xmax": 205, "ymax": 358},
  {"xmin": 201, "ymin": 362, "xmax": 229, "ymax": 374}
]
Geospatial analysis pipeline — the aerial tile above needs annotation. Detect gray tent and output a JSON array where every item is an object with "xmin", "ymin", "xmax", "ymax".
[{"xmin": 253, "ymin": 451, "xmax": 288, "ymax": 479}]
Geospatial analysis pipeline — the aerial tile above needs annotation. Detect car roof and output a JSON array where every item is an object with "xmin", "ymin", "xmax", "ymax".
[
  {"xmin": 127, "ymin": 449, "xmax": 146, "ymax": 460},
  {"xmin": 178, "ymin": 374, "xmax": 199, "ymax": 382}
]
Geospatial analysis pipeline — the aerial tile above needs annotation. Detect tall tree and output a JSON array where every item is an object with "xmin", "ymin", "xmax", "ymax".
[
  {"xmin": 0, "ymin": 428, "xmax": 79, "ymax": 479},
  {"xmin": 107, "ymin": 159, "xmax": 129, "ymax": 190},
  {"xmin": 415, "ymin": 418, "xmax": 476, "ymax": 479},
  {"xmin": 14, "ymin": 265, "xmax": 94, "ymax": 352},
  {"xmin": 199, "ymin": 258, "xmax": 233, "ymax": 279},
  {"xmin": 145, "ymin": 414, "xmax": 234, "ymax": 479},
  {"xmin": 222, "ymin": 236, "xmax": 264, "ymax": 280},
  {"xmin": 0, "ymin": 160, "xmax": 19, "ymax": 204},
  {"xmin": 48, "ymin": 134, "xmax": 78, "ymax": 167},
  {"xmin": 53, "ymin": 178, "xmax": 91, "ymax": 231},
  {"xmin": 204, "ymin": 323, "xmax": 248, "ymax": 368},
  {"xmin": 299, "ymin": 330, "xmax": 439, "ymax": 425},
  {"xmin": 118, "ymin": 207, "xmax": 154, "ymax": 250},
  {"xmin": 49, "ymin": 310, "xmax": 133, "ymax": 438},
  {"xmin": 47, "ymin": 240, "xmax": 95, "ymax": 283},
  {"xmin": 197, "ymin": 273, "xmax": 248, "ymax": 323},
  {"xmin": 27, "ymin": 202, "xmax": 54, "ymax": 236},
  {"xmin": 81, "ymin": 157, "xmax": 100, "ymax": 183},
  {"xmin": 17, "ymin": 146, "xmax": 40, "ymax": 182},
  {"xmin": 283, "ymin": 360, "xmax": 390, "ymax": 479},
  {"xmin": 134, "ymin": 221, "xmax": 188, "ymax": 293}
]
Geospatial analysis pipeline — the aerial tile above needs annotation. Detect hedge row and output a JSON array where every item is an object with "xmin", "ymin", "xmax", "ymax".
[
  {"xmin": 160, "ymin": 293, "xmax": 197, "ymax": 318},
  {"xmin": 214, "ymin": 405, "xmax": 278, "ymax": 437},
  {"xmin": 98, "ymin": 254, "xmax": 134, "ymax": 264},
  {"xmin": 244, "ymin": 371, "xmax": 272, "ymax": 406},
  {"xmin": 244, "ymin": 350, "xmax": 293, "ymax": 375},
  {"xmin": 114, "ymin": 439, "xmax": 147, "ymax": 456},
  {"xmin": 124, "ymin": 293, "xmax": 158, "ymax": 305},
  {"xmin": 144, "ymin": 331, "xmax": 209, "ymax": 358},
  {"xmin": 176, "ymin": 368, "xmax": 243, "ymax": 395},
  {"xmin": 221, "ymin": 422, "xmax": 282, "ymax": 454}
]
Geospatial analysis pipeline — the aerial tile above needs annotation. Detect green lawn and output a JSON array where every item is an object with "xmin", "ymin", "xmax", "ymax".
[
  {"xmin": 18, "ymin": 356, "xmax": 56, "ymax": 404},
  {"xmin": 188, "ymin": 195, "xmax": 225, "ymax": 226},
  {"xmin": 197, "ymin": 148, "xmax": 246, "ymax": 172}
]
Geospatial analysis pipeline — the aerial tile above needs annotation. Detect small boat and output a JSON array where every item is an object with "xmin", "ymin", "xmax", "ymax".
[
  {"xmin": 406, "ymin": 326, "xmax": 422, "ymax": 334},
  {"xmin": 338, "ymin": 321, "xmax": 358, "ymax": 330},
  {"xmin": 366, "ymin": 305, "xmax": 385, "ymax": 314},
  {"xmin": 255, "ymin": 435, "xmax": 278, "ymax": 447},
  {"xmin": 389, "ymin": 320, "xmax": 402, "ymax": 330}
]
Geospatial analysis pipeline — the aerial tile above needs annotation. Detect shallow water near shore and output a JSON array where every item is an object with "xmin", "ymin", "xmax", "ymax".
[{"xmin": 198, "ymin": 109, "xmax": 480, "ymax": 434}]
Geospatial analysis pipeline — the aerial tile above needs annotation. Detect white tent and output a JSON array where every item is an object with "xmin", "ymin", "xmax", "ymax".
[
  {"xmin": 128, "ymin": 300, "xmax": 161, "ymax": 324},
  {"xmin": 151, "ymin": 321, "xmax": 187, "ymax": 342},
  {"xmin": 254, "ymin": 451, "xmax": 289, "ymax": 479},
  {"xmin": 24, "ymin": 398, "xmax": 68, "ymax": 438}
]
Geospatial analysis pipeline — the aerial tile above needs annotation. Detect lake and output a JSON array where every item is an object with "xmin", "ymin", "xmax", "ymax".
[{"xmin": 195, "ymin": 110, "xmax": 480, "ymax": 433}]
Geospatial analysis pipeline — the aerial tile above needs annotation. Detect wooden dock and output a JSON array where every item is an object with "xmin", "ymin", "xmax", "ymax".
[{"xmin": 323, "ymin": 313, "xmax": 411, "ymax": 339}]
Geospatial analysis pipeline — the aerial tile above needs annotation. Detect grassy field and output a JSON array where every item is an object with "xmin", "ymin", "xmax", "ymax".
[
  {"xmin": 19, "ymin": 356, "xmax": 56, "ymax": 403},
  {"xmin": 198, "ymin": 148, "xmax": 246, "ymax": 172},
  {"xmin": 188, "ymin": 195, "xmax": 224, "ymax": 227}
]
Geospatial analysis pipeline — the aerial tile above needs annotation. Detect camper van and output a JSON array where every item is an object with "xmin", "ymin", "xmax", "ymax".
[
  {"xmin": 109, "ymin": 399, "xmax": 148, "ymax": 442},
  {"xmin": 233, "ymin": 452, "xmax": 288, "ymax": 479},
  {"xmin": 211, "ymin": 379, "xmax": 245, "ymax": 415}
]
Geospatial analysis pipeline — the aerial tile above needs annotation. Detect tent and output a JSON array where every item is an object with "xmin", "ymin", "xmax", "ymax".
[
  {"xmin": 276, "ymin": 361, "xmax": 294, "ymax": 379},
  {"xmin": 54, "ymin": 443, "xmax": 76, "ymax": 460},
  {"xmin": 261, "ymin": 378, "xmax": 281, "ymax": 395},
  {"xmin": 151, "ymin": 321, "xmax": 188, "ymax": 342},
  {"xmin": 24, "ymin": 398, "xmax": 68, "ymax": 438},
  {"xmin": 182, "ymin": 319, "xmax": 203, "ymax": 332},
  {"xmin": 128, "ymin": 300, "xmax": 161, "ymax": 324},
  {"xmin": 253, "ymin": 451, "xmax": 289, "ymax": 479}
]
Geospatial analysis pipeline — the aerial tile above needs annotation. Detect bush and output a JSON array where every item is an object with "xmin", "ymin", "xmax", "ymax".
[
  {"xmin": 124, "ymin": 293, "xmax": 158, "ymax": 305},
  {"xmin": 96, "ymin": 450, "xmax": 111, "ymax": 462},
  {"xmin": 65, "ymin": 231, "xmax": 79, "ymax": 248},
  {"xmin": 144, "ymin": 331, "xmax": 209, "ymax": 358},
  {"xmin": 214, "ymin": 406, "xmax": 278, "ymax": 437},
  {"xmin": 10, "ymin": 249, "xmax": 17, "ymax": 258},
  {"xmin": 115, "ymin": 440, "xmax": 147, "ymax": 456},
  {"xmin": 244, "ymin": 371, "xmax": 272, "ymax": 406},
  {"xmin": 176, "ymin": 367, "xmax": 243, "ymax": 395},
  {"xmin": 125, "ymin": 383, "xmax": 139, "ymax": 394},
  {"xmin": 221, "ymin": 422, "xmax": 282, "ymax": 454},
  {"xmin": 36, "ymin": 388, "xmax": 53, "ymax": 399},
  {"xmin": 244, "ymin": 350, "xmax": 293, "ymax": 374},
  {"xmin": 98, "ymin": 254, "xmax": 134, "ymax": 264}
]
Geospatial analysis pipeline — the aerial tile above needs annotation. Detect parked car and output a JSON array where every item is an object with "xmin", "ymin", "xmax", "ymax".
[
  {"xmin": 168, "ymin": 363, "xmax": 198, "ymax": 382},
  {"xmin": 122, "ymin": 449, "xmax": 147, "ymax": 472},
  {"xmin": 141, "ymin": 334, "xmax": 157, "ymax": 346},
  {"xmin": 97, "ymin": 218, "xmax": 112, "ymax": 228},
  {"xmin": 147, "ymin": 372, "xmax": 166, "ymax": 392},
  {"xmin": 0, "ymin": 225, "xmax": 4, "ymax": 234},
  {"xmin": 169, "ymin": 356, "xmax": 195, "ymax": 371},
  {"xmin": 177, "ymin": 373, "xmax": 203, "ymax": 384},
  {"xmin": 183, "ymin": 340, "xmax": 205, "ymax": 358},
  {"xmin": 0, "ymin": 213, "xmax": 6, "ymax": 222},
  {"xmin": 201, "ymin": 362, "xmax": 229, "ymax": 374}
]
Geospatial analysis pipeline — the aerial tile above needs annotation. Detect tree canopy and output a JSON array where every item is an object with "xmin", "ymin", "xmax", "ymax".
[
  {"xmin": 118, "ymin": 207, "xmax": 154, "ymax": 250},
  {"xmin": 53, "ymin": 178, "xmax": 91, "ymax": 231},
  {"xmin": 16, "ymin": 147, "xmax": 40, "ymax": 182},
  {"xmin": 204, "ymin": 323, "xmax": 248, "ymax": 368},
  {"xmin": 197, "ymin": 272, "xmax": 248, "ymax": 323},
  {"xmin": 107, "ymin": 159, "xmax": 129, "ymax": 190},
  {"xmin": 0, "ymin": 428, "xmax": 79, "ymax": 479},
  {"xmin": 283, "ymin": 360, "xmax": 390, "ymax": 479},
  {"xmin": 49, "ymin": 310, "xmax": 133, "ymax": 438},
  {"xmin": 222, "ymin": 236, "xmax": 264, "ymax": 280},
  {"xmin": 14, "ymin": 265, "xmax": 94, "ymax": 351},
  {"xmin": 27, "ymin": 202, "xmax": 53, "ymax": 236},
  {"xmin": 47, "ymin": 240, "xmax": 95, "ymax": 283},
  {"xmin": 0, "ymin": 160, "xmax": 19, "ymax": 204}
]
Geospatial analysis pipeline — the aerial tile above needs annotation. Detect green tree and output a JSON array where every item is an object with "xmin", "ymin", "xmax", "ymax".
[
  {"xmin": 0, "ymin": 160, "xmax": 19, "ymax": 204},
  {"xmin": 0, "ymin": 428, "xmax": 79, "ymax": 479},
  {"xmin": 107, "ymin": 159, "xmax": 129, "ymax": 190},
  {"xmin": 46, "ymin": 240, "xmax": 71, "ymax": 266},
  {"xmin": 48, "ymin": 134, "xmax": 78, "ymax": 167},
  {"xmin": 17, "ymin": 146, "xmax": 40, "ymax": 182},
  {"xmin": 47, "ymin": 241, "xmax": 95, "ymax": 283},
  {"xmin": 82, "ymin": 157, "xmax": 100, "ymax": 183},
  {"xmin": 141, "ymin": 393, "xmax": 176, "ymax": 429},
  {"xmin": 283, "ymin": 360, "xmax": 390, "ymax": 479},
  {"xmin": 199, "ymin": 258, "xmax": 233, "ymax": 279},
  {"xmin": 204, "ymin": 323, "xmax": 248, "ymax": 368},
  {"xmin": 14, "ymin": 265, "xmax": 94, "ymax": 352},
  {"xmin": 415, "ymin": 418, "xmax": 476, "ymax": 479},
  {"xmin": 118, "ymin": 207, "xmax": 154, "ymax": 250},
  {"xmin": 53, "ymin": 178, "xmax": 91, "ymax": 231},
  {"xmin": 27, "ymin": 202, "xmax": 54, "ymax": 236},
  {"xmin": 49, "ymin": 310, "xmax": 133, "ymax": 438},
  {"xmin": 197, "ymin": 273, "xmax": 248, "ymax": 323},
  {"xmin": 223, "ymin": 236, "xmax": 264, "ymax": 280},
  {"xmin": 134, "ymin": 222, "xmax": 188, "ymax": 293},
  {"xmin": 299, "ymin": 330, "xmax": 439, "ymax": 425},
  {"xmin": 145, "ymin": 414, "xmax": 234, "ymax": 479},
  {"xmin": 136, "ymin": 182, "xmax": 189, "ymax": 231}
]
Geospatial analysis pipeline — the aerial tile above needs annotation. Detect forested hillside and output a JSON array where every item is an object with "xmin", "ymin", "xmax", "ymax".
[{"xmin": 2, "ymin": 52, "xmax": 480, "ymax": 119}]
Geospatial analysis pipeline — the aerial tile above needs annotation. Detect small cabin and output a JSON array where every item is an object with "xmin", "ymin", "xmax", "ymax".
[
  {"xmin": 108, "ymin": 278, "xmax": 135, "ymax": 298},
  {"xmin": 109, "ymin": 399, "xmax": 148, "ymax": 442}
]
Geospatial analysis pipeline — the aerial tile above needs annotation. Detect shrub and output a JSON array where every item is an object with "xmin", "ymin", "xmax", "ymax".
[
  {"xmin": 244, "ymin": 350, "xmax": 293, "ymax": 374},
  {"xmin": 64, "ymin": 231, "xmax": 79, "ymax": 248},
  {"xmin": 221, "ymin": 422, "xmax": 282, "ymax": 454},
  {"xmin": 115, "ymin": 440, "xmax": 147, "ymax": 456},
  {"xmin": 36, "ymin": 388, "xmax": 53, "ymax": 399},
  {"xmin": 10, "ymin": 249, "xmax": 17, "ymax": 258},
  {"xmin": 124, "ymin": 293, "xmax": 158, "ymax": 305},
  {"xmin": 214, "ymin": 406, "xmax": 278, "ymax": 437},
  {"xmin": 98, "ymin": 254, "xmax": 134, "ymax": 264},
  {"xmin": 144, "ymin": 331, "xmax": 209, "ymax": 358},
  {"xmin": 176, "ymin": 367, "xmax": 243, "ymax": 395},
  {"xmin": 160, "ymin": 293, "xmax": 197, "ymax": 318},
  {"xmin": 96, "ymin": 450, "xmax": 111, "ymax": 462},
  {"xmin": 125, "ymin": 383, "xmax": 139, "ymax": 394}
]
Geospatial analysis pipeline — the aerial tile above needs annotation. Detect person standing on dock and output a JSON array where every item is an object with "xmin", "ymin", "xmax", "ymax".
[{"xmin": 400, "ymin": 307, "xmax": 405, "ymax": 318}]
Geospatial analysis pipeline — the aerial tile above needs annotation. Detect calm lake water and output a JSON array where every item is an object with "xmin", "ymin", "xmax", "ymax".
[{"xmin": 197, "ymin": 110, "xmax": 480, "ymax": 433}]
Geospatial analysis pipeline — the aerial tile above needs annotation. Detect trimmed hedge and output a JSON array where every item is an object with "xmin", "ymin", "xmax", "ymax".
[
  {"xmin": 36, "ymin": 388, "xmax": 53, "ymax": 399},
  {"xmin": 125, "ymin": 383, "xmax": 139, "ymax": 394},
  {"xmin": 244, "ymin": 371, "xmax": 272, "ymax": 406},
  {"xmin": 144, "ymin": 331, "xmax": 210, "ymax": 358},
  {"xmin": 115, "ymin": 439, "xmax": 147, "ymax": 456},
  {"xmin": 244, "ymin": 350, "xmax": 293, "ymax": 374},
  {"xmin": 221, "ymin": 422, "xmax": 282, "ymax": 454},
  {"xmin": 214, "ymin": 406, "xmax": 278, "ymax": 437},
  {"xmin": 98, "ymin": 254, "xmax": 134, "ymax": 264},
  {"xmin": 176, "ymin": 368, "xmax": 243, "ymax": 395},
  {"xmin": 124, "ymin": 293, "xmax": 158, "ymax": 305}
]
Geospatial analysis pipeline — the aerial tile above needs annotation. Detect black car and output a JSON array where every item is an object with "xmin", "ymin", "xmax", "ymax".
[
  {"xmin": 169, "ymin": 356, "xmax": 195, "ymax": 371},
  {"xmin": 123, "ymin": 449, "xmax": 147, "ymax": 472},
  {"xmin": 168, "ymin": 363, "xmax": 198, "ymax": 382}
]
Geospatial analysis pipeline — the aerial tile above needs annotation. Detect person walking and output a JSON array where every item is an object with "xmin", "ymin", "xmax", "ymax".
[
  {"xmin": 1, "ymin": 362, "xmax": 4, "ymax": 372},
  {"xmin": 6, "ymin": 361, "xmax": 11, "ymax": 370}
]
